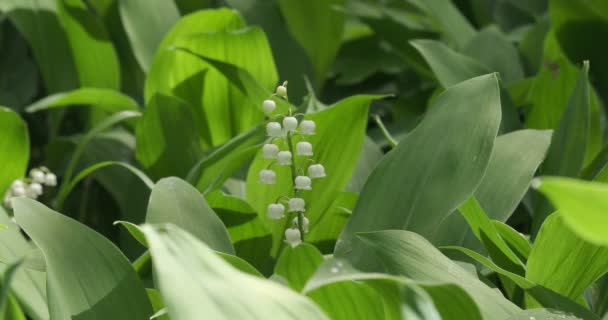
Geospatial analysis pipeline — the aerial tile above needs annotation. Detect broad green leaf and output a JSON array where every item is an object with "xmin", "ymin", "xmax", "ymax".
[
  {"xmin": 0, "ymin": 208, "xmax": 47, "ymax": 320},
  {"xmin": 0, "ymin": 28, "xmax": 38, "ymax": 110},
  {"xmin": 146, "ymin": 177, "xmax": 234, "ymax": 254},
  {"xmin": 135, "ymin": 93, "xmax": 202, "ymax": 179},
  {"xmin": 507, "ymin": 309, "xmax": 584, "ymax": 320},
  {"xmin": 275, "ymin": 243, "xmax": 324, "ymax": 292},
  {"xmin": 146, "ymin": 9, "xmax": 277, "ymax": 148},
  {"xmin": 463, "ymin": 26, "xmax": 524, "ymax": 84},
  {"xmin": 435, "ymin": 130, "xmax": 551, "ymax": 252},
  {"xmin": 407, "ymin": 0, "xmax": 476, "ymax": 49},
  {"xmin": 357, "ymin": 230, "xmax": 520, "ymax": 319},
  {"xmin": 526, "ymin": 213, "xmax": 608, "ymax": 304},
  {"xmin": 146, "ymin": 289, "xmax": 169, "ymax": 320},
  {"xmin": 532, "ymin": 61, "xmax": 591, "ymax": 232},
  {"xmin": 142, "ymin": 224, "xmax": 328, "ymax": 319},
  {"xmin": 336, "ymin": 74, "xmax": 501, "ymax": 264},
  {"xmin": 247, "ymin": 95, "xmax": 374, "ymax": 255},
  {"xmin": 410, "ymin": 39, "xmax": 489, "ymax": 88},
  {"xmin": 26, "ymin": 88, "xmax": 139, "ymax": 113},
  {"xmin": 13, "ymin": 198, "xmax": 153, "ymax": 319},
  {"xmin": 304, "ymin": 258, "xmax": 483, "ymax": 320},
  {"xmin": 0, "ymin": 108, "xmax": 29, "ymax": 197},
  {"xmin": 492, "ymin": 221, "xmax": 531, "ymax": 261},
  {"xmin": 0, "ymin": 260, "xmax": 23, "ymax": 311},
  {"xmin": 0, "ymin": 0, "xmax": 78, "ymax": 92},
  {"xmin": 118, "ymin": 0, "xmax": 180, "ymax": 71},
  {"xmin": 1, "ymin": 294, "xmax": 26, "ymax": 320},
  {"xmin": 277, "ymin": 0, "xmax": 345, "ymax": 83},
  {"xmin": 307, "ymin": 281, "xmax": 386, "ymax": 320},
  {"xmin": 56, "ymin": 0, "xmax": 120, "ymax": 89}
]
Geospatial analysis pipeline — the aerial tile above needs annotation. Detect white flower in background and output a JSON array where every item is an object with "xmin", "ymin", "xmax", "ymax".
[
  {"xmin": 284, "ymin": 228, "xmax": 301, "ymax": 247},
  {"xmin": 11, "ymin": 185, "xmax": 26, "ymax": 197},
  {"xmin": 267, "ymin": 203, "xmax": 285, "ymax": 219},
  {"xmin": 28, "ymin": 183, "xmax": 43, "ymax": 196},
  {"xmin": 282, "ymin": 117, "xmax": 298, "ymax": 132},
  {"xmin": 266, "ymin": 122, "xmax": 283, "ymax": 137},
  {"xmin": 295, "ymin": 176, "xmax": 312, "ymax": 190},
  {"xmin": 308, "ymin": 164, "xmax": 326, "ymax": 179},
  {"xmin": 11, "ymin": 180, "xmax": 25, "ymax": 190},
  {"xmin": 288, "ymin": 197, "xmax": 305, "ymax": 212},
  {"xmin": 3, "ymin": 193, "xmax": 12, "ymax": 209},
  {"xmin": 276, "ymin": 85, "xmax": 288, "ymax": 98},
  {"xmin": 293, "ymin": 216, "xmax": 310, "ymax": 233},
  {"xmin": 259, "ymin": 169, "xmax": 276, "ymax": 185},
  {"xmin": 30, "ymin": 169, "xmax": 45, "ymax": 184},
  {"xmin": 44, "ymin": 173, "xmax": 57, "ymax": 187},
  {"xmin": 277, "ymin": 151, "xmax": 292, "ymax": 166},
  {"xmin": 263, "ymin": 99, "xmax": 276, "ymax": 114},
  {"xmin": 300, "ymin": 120, "xmax": 316, "ymax": 135},
  {"xmin": 296, "ymin": 141, "xmax": 313, "ymax": 156},
  {"xmin": 262, "ymin": 144, "xmax": 279, "ymax": 159}
]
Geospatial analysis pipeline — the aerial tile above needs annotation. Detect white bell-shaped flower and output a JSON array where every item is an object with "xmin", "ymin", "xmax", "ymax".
[
  {"xmin": 44, "ymin": 173, "xmax": 57, "ymax": 187},
  {"xmin": 28, "ymin": 183, "xmax": 43, "ymax": 196},
  {"xmin": 283, "ymin": 117, "xmax": 298, "ymax": 132},
  {"xmin": 262, "ymin": 144, "xmax": 279, "ymax": 159},
  {"xmin": 263, "ymin": 100, "xmax": 276, "ymax": 114},
  {"xmin": 259, "ymin": 169, "xmax": 276, "ymax": 184},
  {"xmin": 308, "ymin": 164, "xmax": 326, "ymax": 179},
  {"xmin": 3, "ymin": 194, "xmax": 12, "ymax": 209},
  {"xmin": 300, "ymin": 120, "xmax": 316, "ymax": 135},
  {"xmin": 288, "ymin": 198, "xmax": 305, "ymax": 212},
  {"xmin": 12, "ymin": 185, "xmax": 26, "ymax": 197},
  {"xmin": 296, "ymin": 141, "xmax": 313, "ymax": 156},
  {"xmin": 267, "ymin": 203, "xmax": 285, "ymax": 219},
  {"xmin": 294, "ymin": 176, "xmax": 312, "ymax": 190},
  {"xmin": 11, "ymin": 180, "xmax": 25, "ymax": 192},
  {"xmin": 30, "ymin": 169, "xmax": 45, "ymax": 184},
  {"xmin": 284, "ymin": 228, "xmax": 301, "ymax": 247},
  {"xmin": 266, "ymin": 122, "xmax": 283, "ymax": 137},
  {"xmin": 276, "ymin": 85, "xmax": 287, "ymax": 98},
  {"xmin": 293, "ymin": 216, "xmax": 310, "ymax": 233},
  {"xmin": 277, "ymin": 151, "xmax": 292, "ymax": 165}
]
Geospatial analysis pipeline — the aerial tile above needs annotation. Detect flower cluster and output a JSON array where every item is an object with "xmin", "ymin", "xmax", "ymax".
[
  {"xmin": 3, "ymin": 167, "xmax": 57, "ymax": 208},
  {"xmin": 259, "ymin": 82, "xmax": 326, "ymax": 247}
]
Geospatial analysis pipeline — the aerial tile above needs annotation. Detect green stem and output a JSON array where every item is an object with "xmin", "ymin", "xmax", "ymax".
[
  {"xmin": 286, "ymin": 131, "xmax": 305, "ymax": 241},
  {"xmin": 373, "ymin": 114, "xmax": 398, "ymax": 148}
]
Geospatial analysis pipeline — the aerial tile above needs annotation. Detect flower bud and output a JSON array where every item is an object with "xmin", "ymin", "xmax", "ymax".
[
  {"xmin": 259, "ymin": 169, "xmax": 276, "ymax": 184},
  {"xmin": 11, "ymin": 180, "xmax": 25, "ymax": 192},
  {"xmin": 293, "ymin": 216, "xmax": 310, "ymax": 233},
  {"xmin": 300, "ymin": 120, "xmax": 316, "ymax": 135},
  {"xmin": 283, "ymin": 117, "xmax": 298, "ymax": 132},
  {"xmin": 29, "ymin": 183, "xmax": 43, "ymax": 196},
  {"xmin": 277, "ymin": 151, "xmax": 292, "ymax": 165},
  {"xmin": 276, "ymin": 85, "xmax": 287, "ymax": 98},
  {"xmin": 295, "ymin": 176, "xmax": 312, "ymax": 190},
  {"xmin": 296, "ymin": 142, "xmax": 313, "ymax": 156},
  {"xmin": 266, "ymin": 122, "xmax": 283, "ymax": 137},
  {"xmin": 30, "ymin": 169, "xmax": 45, "ymax": 183},
  {"xmin": 267, "ymin": 203, "xmax": 285, "ymax": 219},
  {"xmin": 12, "ymin": 186, "xmax": 26, "ymax": 197},
  {"xmin": 44, "ymin": 173, "xmax": 57, "ymax": 187},
  {"xmin": 262, "ymin": 144, "xmax": 279, "ymax": 159},
  {"xmin": 308, "ymin": 164, "xmax": 326, "ymax": 179},
  {"xmin": 288, "ymin": 198, "xmax": 305, "ymax": 212},
  {"xmin": 284, "ymin": 228, "xmax": 301, "ymax": 247},
  {"xmin": 262, "ymin": 100, "xmax": 276, "ymax": 114}
]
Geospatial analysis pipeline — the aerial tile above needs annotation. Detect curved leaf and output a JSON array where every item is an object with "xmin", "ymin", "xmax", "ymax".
[
  {"xmin": 0, "ymin": 108, "xmax": 29, "ymax": 197},
  {"xmin": 26, "ymin": 88, "xmax": 139, "ymax": 113}
]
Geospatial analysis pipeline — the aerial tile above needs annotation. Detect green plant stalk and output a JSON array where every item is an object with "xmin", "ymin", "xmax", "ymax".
[
  {"xmin": 373, "ymin": 114, "xmax": 398, "ymax": 148},
  {"xmin": 286, "ymin": 131, "xmax": 305, "ymax": 241}
]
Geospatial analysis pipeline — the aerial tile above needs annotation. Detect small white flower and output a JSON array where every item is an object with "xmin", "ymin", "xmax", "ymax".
[
  {"xmin": 295, "ymin": 176, "xmax": 312, "ymax": 190},
  {"xmin": 296, "ymin": 142, "xmax": 313, "ymax": 156},
  {"xmin": 300, "ymin": 120, "xmax": 316, "ymax": 135},
  {"xmin": 262, "ymin": 144, "xmax": 279, "ymax": 159},
  {"xmin": 25, "ymin": 187, "xmax": 39, "ymax": 199},
  {"xmin": 28, "ymin": 183, "xmax": 43, "ymax": 196},
  {"xmin": 277, "ymin": 151, "xmax": 292, "ymax": 165},
  {"xmin": 284, "ymin": 228, "xmax": 301, "ymax": 247},
  {"xmin": 293, "ymin": 216, "xmax": 310, "ymax": 233},
  {"xmin": 12, "ymin": 186, "xmax": 26, "ymax": 197},
  {"xmin": 308, "ymin": 164, "xmax": 326, "ymax": 179},
  {"xmin": 11, "ymin": 180, "xmax": 25, "ymax": 191},
  {"xmin": 266, "ymin": 122, "xmax": 283, "ymax": 137},
  {"xmin": 44, "ymin": 173, "xmax": 57, "ymax": 187},
  {"xmin": 288, "ymin": 198, "xmax": 305, "ymax": 212},
  {"xmin": 263, "ymin": 100, "xmax": 276, "ymax": 114},
  {"xmin": 30, "ymin": 169, "xmax": 45, "ymax": 183},
  {"xmin": 259, "ymin": 169, "xmax": 276, "ymax": 184},
  {"xmin": 3, "ymin": 196, "xmax": 12, "ymax": 209},
  {"xmin": 276, "ymin": 85, "xmax": 287, "ymax": 98},
  {"xmin": 283, "ymin": 117, "xmax": 298, "ymax": 132},
  {"xmin": 267, "ymin": 203, "xmax": 285, "ymax": 219}
]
